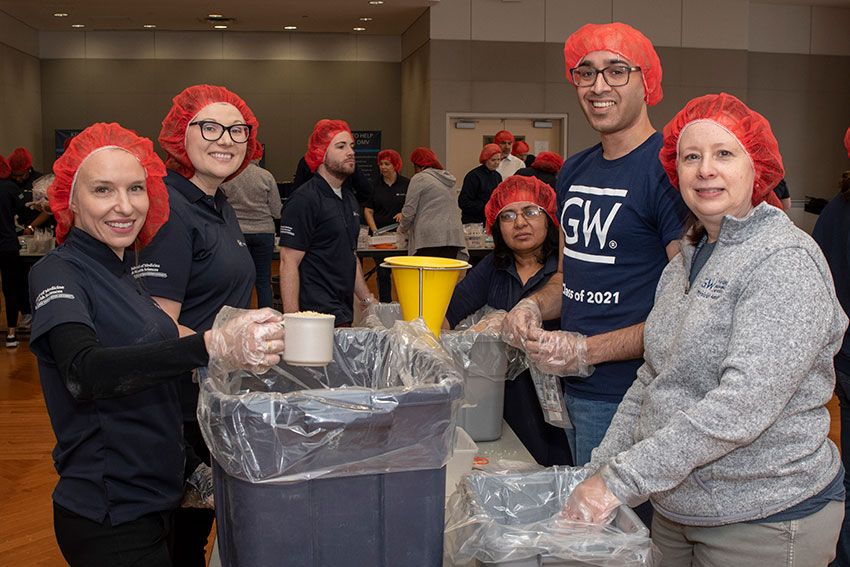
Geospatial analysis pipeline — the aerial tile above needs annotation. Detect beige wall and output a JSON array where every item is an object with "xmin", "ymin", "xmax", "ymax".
[
  {"xmin": 400, "ymin": 11, "xmax": 431, "ymax": 178},
  {"xmin": 39, "ymin": 58, "xmax": 401, "ymax": 183},
  {"xmin": 0, "ymin": 13, "xmax": 42, "ymax": 167}
]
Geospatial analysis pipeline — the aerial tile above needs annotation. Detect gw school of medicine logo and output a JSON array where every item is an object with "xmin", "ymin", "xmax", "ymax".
[{"xmin": 560, "ymin": 185, "xmax": 626, "ymax": 264}]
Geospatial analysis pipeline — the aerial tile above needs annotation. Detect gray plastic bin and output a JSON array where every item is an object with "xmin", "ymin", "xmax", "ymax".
[
  {"xmin": 199, "ymin": 323, "xmax": 464, "ymax": 567},
  {"xmin": 444, "ymin": 469, "xmax": 654, "ymax": 567}
]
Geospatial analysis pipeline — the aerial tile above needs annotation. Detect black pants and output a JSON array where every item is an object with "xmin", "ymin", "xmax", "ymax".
[
  {"xmin": 0, "ymin": 251, "xmax": 27, "ymax": 329},
  {"xmin": 170, "ymin": 421, "xmax": 215, "ymax": 567},
  {"xmin": 54, "ymin": 502, "xmax": 173, "ymax": 567},
  {"xmin": 415, "ymin": 246, "xmax": 461, "ymax": 259}
]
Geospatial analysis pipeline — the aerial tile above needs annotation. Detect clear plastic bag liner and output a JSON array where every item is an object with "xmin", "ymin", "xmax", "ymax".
[
  {"xmin": 444, "ymin": 468, "xmax": 657, "ymax": 566},
  {"xmin": 361, "ymin": 302, "xmax": 520, "ymax": 383},
  {"xmin": 198, "ymin": 320, "xmax": 464, "ymax": 484}
]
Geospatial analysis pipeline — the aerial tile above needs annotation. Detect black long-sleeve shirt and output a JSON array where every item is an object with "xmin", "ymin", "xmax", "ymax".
[{"xmin": 458, "ymin": 165, "xmax": 502, "ymax": 224}]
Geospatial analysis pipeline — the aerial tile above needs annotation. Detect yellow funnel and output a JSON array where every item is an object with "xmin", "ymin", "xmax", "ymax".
[{"xmin": 383, "ymin": 256, "xmax": 470, "ymax": 337}]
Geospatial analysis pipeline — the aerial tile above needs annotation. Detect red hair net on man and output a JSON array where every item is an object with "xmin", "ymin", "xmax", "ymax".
[
  {"xmin": 49, "ymin": 123, "xmax": 169, "ymax": 247},
  {"xmin": 659, "ymin": 93, "xmax": 784, "ymax": 209},
  {"xmin": 531, "ymin": 151, "xmax": 564, "ymax": 174},
  {"xmin": 159, "ymin": 84, "xmax": 262, "ymax": 182},
  {"xmin": 9, "ymin": 148, "xmax": 33, "ymax": 175},
  {"xmin": 305, "ymin": 119, "xmax": 352, "ymax": 173},
  {"xmin": 377, "ymin": 149, "xmax": 402, "ymax": 173},
  {"xmin": 479, "ymin": 144, "xmax": 501, "ymax": 164},
  {"xmin": 512, "ymin": 140, "xmax": 529, "ymax": 157},
  {"xmin": 845, "ymin": 126, "xmax": 850, "ymax": 159},
  {"xmin": 0, "ymin": 155, "xmax": 10, "ymax": 179},
  {"xmin": 564, "ymin": 22, "xmax": 663, "ymax": 107},
  {"xmin": 494, "ymin": 130, "xmax": 514, "ymax": 144},
  {"xmin": 410, "ymin": 147, "xmax": 443, "ymax": 170},
  {"xmin": 484, "ymin": 175, "xmax": 559, "ymax": 234}
]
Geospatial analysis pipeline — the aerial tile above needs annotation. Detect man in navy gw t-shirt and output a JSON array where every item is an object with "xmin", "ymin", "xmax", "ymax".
[
  {"xmin": 279, "ymin": 119, "xmax": 375, "ymax": 326},
  {"xmin": 503, "ymin": 23, "xmax": 687, "ymax": 467}
]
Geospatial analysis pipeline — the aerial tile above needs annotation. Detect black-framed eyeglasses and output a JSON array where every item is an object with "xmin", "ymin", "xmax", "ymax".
[
  {"xmin": 189, "ymin": 120, "xmax": 252, "ymax": 143},
  {"xmin": 498, "ymin": 205, "xmax": 546, "ymax": 223},
  {"xmin": 569, "ymin": 65, "xmax": 641, "ymax": 87}
]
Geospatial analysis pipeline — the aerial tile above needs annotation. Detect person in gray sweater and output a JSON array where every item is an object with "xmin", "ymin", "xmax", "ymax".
[
  {"xmin": 220, "ymin": 161, "xmax": 282, "ymax": 308},
  {"xmin": 399, "ymin": 147, "xmax": 466, "ymax": 259},
  {"xmin": 564, "ymin": 93, "xmax": 847, "ymax": 566}
]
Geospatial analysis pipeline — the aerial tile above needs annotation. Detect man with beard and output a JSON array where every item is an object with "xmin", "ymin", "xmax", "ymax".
[
  {"xmin": 279, "ymin": 119, "xmax": 374, "ymax": 327},
  {"xmin": 503, "ymin": 23, "xmax": 687, "ymax": 471}
]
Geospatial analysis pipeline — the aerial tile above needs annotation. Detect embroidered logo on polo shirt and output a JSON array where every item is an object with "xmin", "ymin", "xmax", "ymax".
[
  {"xmin": 130, "ymin": 263, "xmax": 168, "ymax": 279},
  {"xmin": 696, "ymin": 277, "xmax": 728, "ymax": 300},
  {"xmin": 34, "ymin": 285, "xmax": 75, "ymax": 309},
  {"xmin": 281, "ymin": 225, "xmax": 295, "ymax": 237},
  {"xmin": 237, "ymin": 239, "xmax": 247, "ymax": 247}
]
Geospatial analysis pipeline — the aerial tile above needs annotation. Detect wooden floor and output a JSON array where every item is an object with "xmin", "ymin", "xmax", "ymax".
[{"xmin": 0, "ymin": 303, "xmax": 843, "ymax": 565}]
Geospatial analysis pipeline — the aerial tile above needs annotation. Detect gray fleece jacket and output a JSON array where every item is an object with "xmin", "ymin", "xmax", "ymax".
[
  {"xmin": 591, "ymin": 203, "xmax": 847, "ymax": 526},
  {"xmin": 398, "ymin": 168, "xmax": 466, "ymax": 254}
]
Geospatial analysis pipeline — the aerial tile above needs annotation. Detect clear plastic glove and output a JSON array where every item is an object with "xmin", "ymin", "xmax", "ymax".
[
  {"xmin": 360, "ymin": 294, "xmax": 377, "ymax": 309},
  {"xmin": 206, "ymin": 306, "xmax": 285, "ymax": 374},
  {"xmin": 501, "ymin": 297, "xmax": 542, "ymax": 348},
  {"xmin": 468, "ymin": 311, "xmax": 507, "ymax": 334},
  {"xmin": 524, "ymin": 327, "xmax": 593, "ymax": 377},
  {"xmin": 562, "ymin": 470, "xmax": 621, "ymax": 524},
  {"xmin": 181, "ymin": 463, "xmax": 214, "ymax": 509}
]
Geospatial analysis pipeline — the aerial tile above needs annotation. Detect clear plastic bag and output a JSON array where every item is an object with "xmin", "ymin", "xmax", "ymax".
[
  {"xmin": 444, "ymin": 468, "xmax": 657, "ymax": 566},
  {"xmin": 198, "ymin": 319, "xmax": 464, "ymax": 484}
]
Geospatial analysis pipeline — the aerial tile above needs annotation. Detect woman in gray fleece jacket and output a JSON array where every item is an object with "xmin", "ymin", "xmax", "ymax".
[
  {"xmin": 564, "ymin": 93, "xmax": 848, "ymax": 566},
  {"xmin": 398, "ymin": 147, "xmax": 466, "ymax": 259}
]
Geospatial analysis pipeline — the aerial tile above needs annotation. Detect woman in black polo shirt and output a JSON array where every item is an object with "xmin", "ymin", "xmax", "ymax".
[
  {"xmin": 134, "ymin": 85, "xmax": 262, "ymax": 566},
  {"xmin": 29, "ymin": 123, "xmax": 284, "ymax": 566},
  {"xmin": 364, "ymin": 149, "xmax": 409, "ymax": 302}
]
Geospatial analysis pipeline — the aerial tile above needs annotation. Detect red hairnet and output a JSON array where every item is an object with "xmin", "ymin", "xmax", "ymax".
[
  {"xmin": 377, "ymin": 149, "xmax": 402, "ymax": 173},
  {"xmin": 531, "ymin": 151, "xmax": 564, "ymax": 174},
  {"xmin": 159, "ymin": 84, "xmax": 262, "ymax": 182},
  {"xmin": 512, "ymin": 140, "xmax": 529, "ymax": 156},
  {"xmin": 410, "ymin": 147, "xmax": 443, "ymax": 170},
  {"xmin": 479, "ymin": 144, "xmax": 501, "ymax": 164},
  {"xmin": 494, "ymin": 130, "xmax": 514, "ymax": 144},
  {"xmin": 845, "ymin": 126, "xmax": 850, "ymax": 159},
  {"xmin": 0, "ymin": 155, "xmax": 9, "ymax": 179},
  {"xmin": 659, "ymin": 93, "xmax": 784, "ymax": 209},
  {"xmin": 484, "ymin": 175, "xmax": 558, "ymax": 234},
  {"xmin": 49, "ymin": 123, "xmax": 169, "ymax": 247},
  {"xmin": 564, "ymin": 22, "xmax": 663, "ymax": 107},
  {"xmin": 305, "ymin": 119, "xmax": 352, "ymax": 173},
  {"xmin": 9, "ymin": 147, "xmax": 32, "ymax": 175}
]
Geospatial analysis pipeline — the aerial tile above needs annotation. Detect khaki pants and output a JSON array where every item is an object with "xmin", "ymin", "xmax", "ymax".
[{"xmin": 652, "ymin": 500, "xmax": 843, "ymax": 567}]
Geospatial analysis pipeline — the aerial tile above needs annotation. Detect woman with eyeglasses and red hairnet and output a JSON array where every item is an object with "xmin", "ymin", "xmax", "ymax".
[
  {"xmin": 561, "ymin": 94, "xmax": 846, "ymax": 565},
  {"xmin": 133, "ymin": 84, "xmax": 263, "ymax": 566},
  {"xmin": 399, "ymin": 147, "xmax": 466, "ymax": 259},
  {"xmin": 458, "ymin": 144, "xmax": 503, "ymax": 224},
  {"xmin": 26, "ymin": 123, "xmax": 283, "ymax": 567},
  {"xmin": 811, "ymin": 125, "xmax": 850, "ymax": 566},
  {"xmin": 446, "ymin": 175, "xmax": 572, "ymax": 466}
]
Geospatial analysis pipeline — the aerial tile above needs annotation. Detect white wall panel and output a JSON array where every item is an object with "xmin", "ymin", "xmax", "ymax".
[
  {"xmin": 40, "ymin": 31, "xmax": 85, "ymax": 59},
  {"xmin": 544, "ymin": 0, "xmax": 612, "ymax": 44},
  {"xmin": 355, "ymin": 35, "xmax": 401, "ymax": 62},
  {"xmin": 430, "ymin": 0, "xmax": 471, "ymax": 41},
  {"xmin": 223, "ymin": 33, "xmax": 291, "ymax": 60},
  {"xmin": 613, "ymin": 0, "xmax": 682, "ymax": 48},
  {"xmin": 749, "ymin": 3, "xmax": 810, "ymax": 54},
  {"xmin": 470, "ymin": 0, "xmax": 545, "ymax": 43},
  {"xmin": 682, "ymin": 0, "xmax": 748, "ymax": 50},
  {"xmin": 811, "ymin": 6, "xmax": 850, "ymax": 56},
  {"xmin": 155, "ymin": 32, "xmax": 222, "ymax": 59},
  {"xmin": 86, "ymin": 31, "xmax": 155, "ymax": 59},
  {"xmin": 291, "ymin": 33, "xmax": 356, "ymax": 61}
]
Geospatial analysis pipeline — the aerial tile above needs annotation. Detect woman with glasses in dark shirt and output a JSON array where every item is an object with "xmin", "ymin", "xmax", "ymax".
[
  {"xmin": 134, "ymin": 84, "xmax": 262, "ymax": 567},
  {"xmin": 446, "ymin": 175, "xmax": 572, "ymax": 466}
]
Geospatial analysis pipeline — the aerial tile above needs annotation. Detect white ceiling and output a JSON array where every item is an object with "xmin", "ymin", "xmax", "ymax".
[{"xmin": 0, "ymin": 0, "xmax": 434, "ymax": 34}]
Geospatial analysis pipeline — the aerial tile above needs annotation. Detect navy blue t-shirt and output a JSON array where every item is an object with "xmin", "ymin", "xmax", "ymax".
[
  {"xmin": 133, "ymin": 170, "xmax": 255, "ymax": 418},
  {"xmin": 279, "ymin": 173, "xmax": 360, "ymax": 325},
  {"xmin": 556, "ymin": 133, "xmax": 687, "ymax": 401},
  {"xmin": 813, "ymin": 194, "xmax": 850, "ymax": 375},
  {"xmin": 29, "ymin": 228, "xmax": 183, "ymax": 525},
  {"xmin": 446, "ymin": 252, "xmax": 559, "ymax": 329}
]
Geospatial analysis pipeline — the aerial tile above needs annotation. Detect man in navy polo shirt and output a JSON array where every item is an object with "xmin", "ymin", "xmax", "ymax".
[
  {"xmin": 503, "ymin": 23, "xmax": 687, "ymax": 468},
  {"xmin": 280, "ymin": 119, "xmax": 375, "ymax": 326}
]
